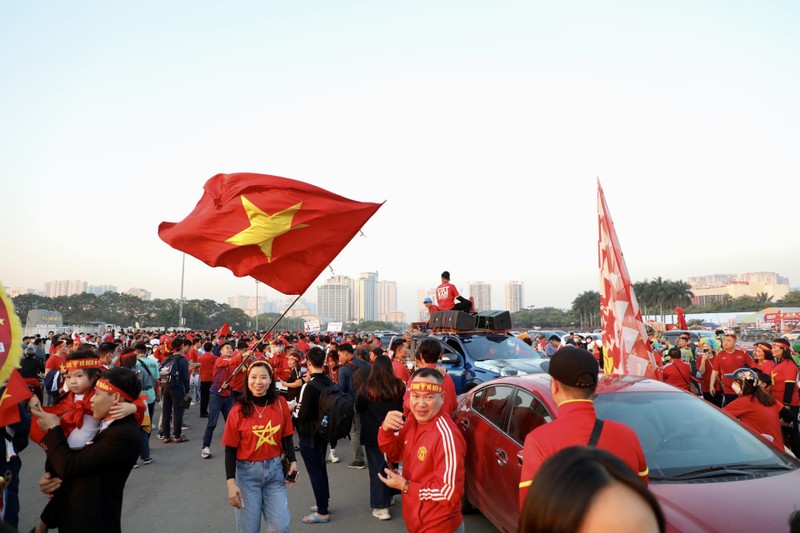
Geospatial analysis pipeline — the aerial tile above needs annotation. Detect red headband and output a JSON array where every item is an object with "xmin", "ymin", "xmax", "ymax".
[
  {"xmin": 409, "ymin": 381, "xmax": 444, "ymax": 394},
  {"xmin": 65, "ymin": 358, "xmax": 103, "ymax": 372},
  {"xmin": 95, "ymin": 378, "xmax": 135, "ymax": 402}
]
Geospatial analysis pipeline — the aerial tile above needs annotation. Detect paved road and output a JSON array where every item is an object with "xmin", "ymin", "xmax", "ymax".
[{"xmin": 17, "ymin": 403, "xmax": 498, "ymax": 532}]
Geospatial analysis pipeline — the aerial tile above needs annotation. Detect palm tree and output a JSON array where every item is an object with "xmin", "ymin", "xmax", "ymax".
[
  {"xmin": 571, "ymin": 291, "xmax": 600, "ymax": 330},
  {"xmin": 754, "ymin": 292, "xmax": 774, "ymax": 308}
]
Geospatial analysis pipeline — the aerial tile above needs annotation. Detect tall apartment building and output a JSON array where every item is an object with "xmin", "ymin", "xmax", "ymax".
[
  {"xmin": 469, "ymin": 281, "xmax": 492, "ymax": 312},
  {"xmin": 87, "ymin": 284, "xmax": 117, "ymax": 296},
  {"xmin": 318, "ymin": 275, "xmax": 354, "ymax": 323},
  {"xmin": 227, "ymin": 295, "xmax": 267, "ymax": 317},
  {"xmin": 44, "ymin": 280, "xmax": 87, "ymax": 298},
  {"xmin": 505, "ymin": 281, "xmax": 524, "ymax": 313},
  {"xmin": 377, "ymin": 280, "xmax": 397, "ymax": 322},
  {"xmin": 354, "ymin": 272, "xmax": 378, "ymax": 322}
]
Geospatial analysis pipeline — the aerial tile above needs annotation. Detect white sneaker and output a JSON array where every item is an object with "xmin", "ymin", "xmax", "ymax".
[
  {"xmin": 328, "ymin": 450, "xmax": 340, "ymax": 463},
  {"xmin": 372, "ymin": 508, "xmax": 391, "ymax": 521},
  {"xmin": 201, "ymin": 446, "xmax": 212, "ymax": 459}
]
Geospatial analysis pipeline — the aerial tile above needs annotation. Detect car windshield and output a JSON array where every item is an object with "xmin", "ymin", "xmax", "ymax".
[
  {"xmin": 461, "ymin": 335, "xmax": 543, "ymax": 361},
  {"xmin": 595, "ymin": 391, "xmax": 796, "ymax": 479}
]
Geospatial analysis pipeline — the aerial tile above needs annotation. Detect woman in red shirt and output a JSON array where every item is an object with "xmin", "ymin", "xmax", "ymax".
[
  {"xmin": 662, "ymin": 348, "xmax": 698, "ymax": 393},
  {"xmin": 723, "ymin": 367, "xmax": 791, "ymax": 452},
  {"xmin": 753, "ymin": 342, "xmax": 776, "ymax": 376},
  {"xmin": 697, "ymin": 338, "xmax": 722, "ymax": 407},
  {"xmin": 222, "ymin": 361, "xmax": 297, "ymax": 533},
  {"xmin": 771, "ymin": 338, "xmax": 800, "ymax": 455}
]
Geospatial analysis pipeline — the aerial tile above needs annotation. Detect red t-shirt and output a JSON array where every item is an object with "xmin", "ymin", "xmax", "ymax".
[
  {"xmin": 229, "ymin": 352, "xmax": 246, "ymax": 393},
  {"xmin": 187, "ymin": 348, "xmax": 200, "ymax": 375},
  {"xmin": 221, "ymin": 397, "xmax": 293, "ymax": 461},
  {"xmin": 199, "ymin": 352, "xmax": 217, "ymax": 382},
  {"xmin": 756, "ymin": 359, "xmax": 776, "ymax": 376},
  {"xmin": 45, "ymin": 354, "xmax": 66, "ymax": 373},
  {"xmin": 662, "ymin": 360, "xmax": 694, "ymax": 391},
  {"xmin": 724, "ymin": 395, "xmax": 785, "ymax": 451},
  {"xmin": 712, "ymin": 350, "xmax": 755, "ymax": 394},
  {"xmin": 392, "ymin": 358, "xmax": 410, "ymax": 382},
  {"xmin": 698, "ymin": 357, "xmax": 721, "ymax": 394},
  {"xmin": 271, "ymin": 353, "xmax": 291, "ymax": 381},
  {"xmin": 771, "ymin": 359, "xmax": 800, "ymax": 407},
  {"xmin": 519, "ymin": 400, "xmax": 648, "ymax": 509},
  {"xmin": 435, "ymin": 282, "xmax": 459, "ymax": 311}
]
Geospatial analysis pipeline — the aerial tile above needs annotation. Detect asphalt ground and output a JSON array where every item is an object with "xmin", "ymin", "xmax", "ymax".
[{"xmin": 16, "ymin": 402, "xmax": 498, "ymax": 532}]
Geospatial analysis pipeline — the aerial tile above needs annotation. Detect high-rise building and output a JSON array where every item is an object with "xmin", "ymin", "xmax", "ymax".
[
  {"xmin": 505, "ymin": 281, "xmax": 524, "ymax": 313},
  {"xmin": 318, "ymin": 275, "xmax": 354, "ymax": 323},
  {"xmin": 87, "ymin": 284, "xmax": 117, "ymax": 296},
  {"xmin": 355, "ymin": 272, "xmax": 378, "ymax": 322},
  {"xmin": 125, "ymin": 288, "xmax": 152, "ymax": 300},
  {"xmin": 377, "ymin": 280, "xmax": 397, "ymax": 321},
  {"xmin": 44, "ymin": 280, "xmax": 87, "ymax": 298},
  {"xmin": 469, "ymin": 281, "xmax": 492, "ymax": 312},
  {"xmin": 6, "ymin": 287, "xmax": 40, "ymax": 298},
  {"xmin": 228, "ymin": 295, "xmax": 271, "ymax": 317}
]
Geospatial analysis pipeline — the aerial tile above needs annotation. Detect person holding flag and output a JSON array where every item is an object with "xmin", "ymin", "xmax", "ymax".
[{"xmin": 0, "ymin": 370, "xmax": 33, "ymax": 529}]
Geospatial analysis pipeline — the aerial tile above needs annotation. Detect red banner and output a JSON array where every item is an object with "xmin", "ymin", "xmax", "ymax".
[{"xmin": 598, "ymin": 180, "xmax": 658, "ymax": 378}]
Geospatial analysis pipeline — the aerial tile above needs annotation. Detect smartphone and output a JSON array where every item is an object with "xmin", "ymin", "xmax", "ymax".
[{"xmin": 285, "ymin": 470, "xmax": 299, "ymax": 483}]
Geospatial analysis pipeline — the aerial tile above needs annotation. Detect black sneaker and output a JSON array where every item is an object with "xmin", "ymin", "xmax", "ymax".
[{"xmin": 347, "ymin": 460, "xmax": 366, "ymax": 469}]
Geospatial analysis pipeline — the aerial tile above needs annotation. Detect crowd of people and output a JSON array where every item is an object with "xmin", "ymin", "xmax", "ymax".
[{"xmin": 5, "ymin": 306, "xmax": 800, "ymax": 532}]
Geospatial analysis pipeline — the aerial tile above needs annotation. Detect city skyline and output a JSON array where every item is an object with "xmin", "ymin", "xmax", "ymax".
[
  {"xmin": 6, "ymin": 270, "xmax": 795, "ymax": 326},
  {"xmin": 2, "ymin": 2, "xmax": 799, "ymax": 324}
]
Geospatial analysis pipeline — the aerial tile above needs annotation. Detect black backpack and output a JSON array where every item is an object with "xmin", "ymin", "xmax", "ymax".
[
  {"xmin": 313, "ymin": 381, "xmax": 354, "ymax": 444},
  {"xmin": 158, "ymin": 355, "xmax": 180, "ymax": 387}
]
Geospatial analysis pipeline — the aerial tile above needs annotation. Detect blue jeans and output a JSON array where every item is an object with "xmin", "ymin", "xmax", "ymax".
[
  {"xmin": 299, "ymin": 435, "xmax": 330, "ymax": 515},
  {"xmin": 234, "ymin": 456, "xmax": 290, "ymax": 533},
  {"xmin": 0, "ymin": 456, "xmax": 21, "ymax": 528},
  {"xmin": 365, "ymin": 446, "xmax": 391, "ymax": 509},
  {"xmin": 140, "ymin": 428, "xmax": 151, "ymax": 460},
  {"xmin": 203, "ymin": 393, "xmax": 234, "ymax": 448}
]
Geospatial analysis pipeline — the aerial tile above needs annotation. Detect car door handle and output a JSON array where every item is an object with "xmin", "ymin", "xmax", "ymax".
[
  {"xmin": 494, "ymin": 447, "xmax": 508, "ymax": 466},
  {"xmin": 460, "ymin": 418, "xmax": 470, "ymax": 431},
  {"xmin": 517, "ymin": 452, "xmax": 524, "ymax": 466}
]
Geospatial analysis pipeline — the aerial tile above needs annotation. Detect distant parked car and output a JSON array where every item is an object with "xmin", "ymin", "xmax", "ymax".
[
  {"xmin": 785, "ymin": 330, "xmax": 800, "ymax": 341},
  {"xmin": 660, "ymin": 329, "xmax": 717, "ymax": 345}
]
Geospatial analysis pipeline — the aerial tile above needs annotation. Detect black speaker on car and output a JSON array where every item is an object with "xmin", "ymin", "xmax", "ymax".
[
  {"xmin": 475, "ymin": 310, "xmax": 512, "ymax": 330},
  {"xmin": 429, "ymin": 310, "xmax": 475, "ymax": 330}
]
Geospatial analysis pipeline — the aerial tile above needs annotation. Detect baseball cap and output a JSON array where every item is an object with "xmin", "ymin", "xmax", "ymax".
[
  {"xmin": 423, "ymin": 297, "xmax": 432, "ymax": 304},
  {"xmin": 724, "ymin": 367, "xmax": 759, "ymax": 383},
  {"xmin": 548, "ymin": 346, "xmax": 598, "ymax": 388}
]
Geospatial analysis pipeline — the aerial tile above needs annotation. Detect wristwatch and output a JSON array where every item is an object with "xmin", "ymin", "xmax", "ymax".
[{"xmin": 402, "ymin": 480, "xmax": 409, "ymax": 494}]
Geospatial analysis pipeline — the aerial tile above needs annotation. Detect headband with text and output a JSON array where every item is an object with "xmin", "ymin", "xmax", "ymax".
[
  {"xmin": 96, "ymin": 378, "xmax": 135, "ymax": 402},
  {"xmin": 65, "ymin": 358, "xmax": 103, "ymax": 372},
  {"xmin": 409, "ymin": 381, "xmax": 444, "ymax": 394}
]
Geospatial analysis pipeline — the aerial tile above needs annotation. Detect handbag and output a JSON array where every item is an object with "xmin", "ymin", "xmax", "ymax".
[{"xmin": 181, "ymin": 394, "xmax": 192, "ymax": 409}]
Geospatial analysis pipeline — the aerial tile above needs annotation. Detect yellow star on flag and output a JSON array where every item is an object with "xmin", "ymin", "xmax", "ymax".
[
  {"xmin": 0, "ymin": 317, "xmax": 5, "ymax": 326},
  {"xmin": 225, "ymin": 195, "xmax": 308, "ymax": 262},
  {"xmin": 0, "ymin": 388, "xmax": 12, "ymax": 409},
  {"xmin": 252, "ymin": 420, "xmax": 282, "ymax": 449}
]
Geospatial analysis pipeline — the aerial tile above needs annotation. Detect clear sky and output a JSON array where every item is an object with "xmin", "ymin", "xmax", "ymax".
[{"xmin": 2, "ymin": 1, "xmax": 798, "ymax": 322}]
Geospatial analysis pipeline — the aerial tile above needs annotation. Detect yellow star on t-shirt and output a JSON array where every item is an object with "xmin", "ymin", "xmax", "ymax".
[
  {"xmin": 225, "ymin": 195, "xmax": 309, "ymax": 262},
  {"xmin": 252, "ymin": 420, "xmax": 282, "ymax": 449}
]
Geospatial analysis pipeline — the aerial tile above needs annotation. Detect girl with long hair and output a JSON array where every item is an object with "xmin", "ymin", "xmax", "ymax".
[
  {"xmin": 752, "ymin": 342, "xmax": 776, "ymax": 375},
  {"xmin": 722, "ymin": 367, "xmax": 791, "ymax": 452},
  {"xmin": 222, "ymin": 361, "xmax": 297, "ymax": 533},
  {"xmin": 770, "ymin": 339, "xmax": 800, "ymax": 455},
  {"xmin": 355, "ymin": 355, "xmax": 406, "ymax": 521}
]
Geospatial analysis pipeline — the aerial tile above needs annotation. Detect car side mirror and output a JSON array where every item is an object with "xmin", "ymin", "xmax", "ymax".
[{"xmin": 540, "ymin": 360, "xmax": 550, "ymax": 373}]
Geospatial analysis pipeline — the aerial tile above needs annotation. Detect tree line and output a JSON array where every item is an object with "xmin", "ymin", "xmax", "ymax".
[{"xmin": 11, "ymin": 292, "xmax": 305, "ymax": 332}]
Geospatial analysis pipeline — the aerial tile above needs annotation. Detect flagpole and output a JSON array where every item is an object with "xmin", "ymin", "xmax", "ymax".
[
  {"xmin": 255, "ymin": 280, "xmax": 259, "ymax": 333},
  {"xmin": 179, "ymin": 253, "xmax": 186, "ymax": 328},
  {"xmin": 219, "ymin": 293, "xmax": 303, "ymax": 390}
]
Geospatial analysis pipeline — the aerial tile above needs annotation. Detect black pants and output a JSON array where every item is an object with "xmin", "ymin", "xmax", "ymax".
[
  {"xmin": 300, "ymin": 435, "xmax": 330, "ymax": 515},
  {"xmin": 783, "ymin": 406, "xmax": 800, "ymax": 457},
  {"xmin": 200, "ymin": 381, "xmax": 211, "ymax": 416},
  {"xmin": 703, "ymin": 392, "xmax": 723, "ymax": 408},
  {"xmin": 453, "ymin": 298, "xmax": 472, "ymax": 313},
  {"xmin": 162, "ymin": 387, "xmax": 185, "ymax": 438}
]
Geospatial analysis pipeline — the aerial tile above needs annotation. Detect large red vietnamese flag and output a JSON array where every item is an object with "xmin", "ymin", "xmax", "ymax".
[
  {"xmin": 159, "ymin": 173, "xmax": 384, "ymax": 295},
  {"xmin": 597, "ymin": 179, "xmax": 658, "ymax": 378}
]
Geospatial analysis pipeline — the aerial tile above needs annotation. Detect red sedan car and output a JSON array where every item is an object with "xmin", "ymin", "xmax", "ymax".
[{"xmin": 455, "ymin": 373, "xmax": 800, "ymax": 533}]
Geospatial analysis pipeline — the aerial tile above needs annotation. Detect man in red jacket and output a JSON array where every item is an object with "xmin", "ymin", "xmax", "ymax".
[
  {"xmin": 378, "ymin": 368, "xmax": 466, "ymax": 533},
  {"xmin": 518, "ymin": 346, "xmax": 648, "ymax": 510}
]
